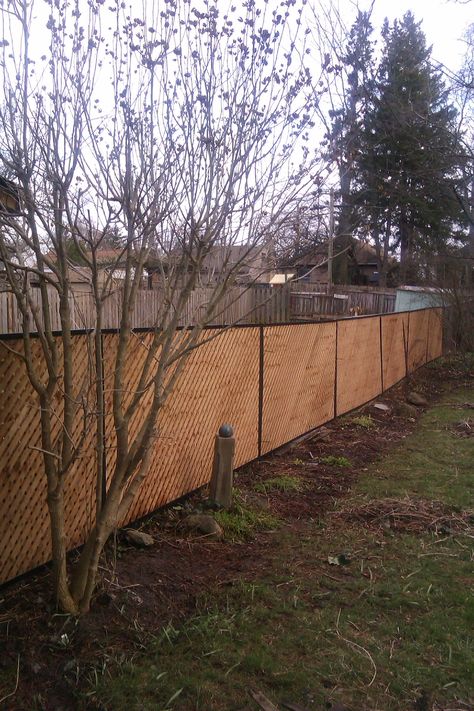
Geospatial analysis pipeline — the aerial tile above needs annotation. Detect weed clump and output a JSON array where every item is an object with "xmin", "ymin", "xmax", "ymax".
[
  {"xmin": 352, "ymin": 415, "xmax": 376, "ymax": 430},
  {"xmin": 320, "ymin": 455, "xmax": 351, "ymax": 468},
  {"xmin": 254, "ymin": 475, "xmax": 304, "ymax": 494},
  {"xmin": 214, "ymin": 496, "xmax": 280, "ymax": 541}
]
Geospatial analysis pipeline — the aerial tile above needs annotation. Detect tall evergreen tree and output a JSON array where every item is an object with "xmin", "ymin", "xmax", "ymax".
[
  {"xmin": 356, "ymin": 12, "xmax": 464, "ymax": 284},
  {"xmin": 455, "ymin": 23, "xmax": 474, "ymax": 274}
]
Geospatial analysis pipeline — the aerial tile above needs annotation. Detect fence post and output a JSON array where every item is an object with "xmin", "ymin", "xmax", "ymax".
[
  {"xmin": 99, "ymin": 330, "xmax": 107, "ymax": 511},
  {"xmin": 258, "ymin": 325, "xmax": 264, "ymax": 457},
  {"xmin": 379, "ymin": 316, "xmax": 384, "ymax": 393},
  {"xmin": 334, "ymin": 320, "xmax": 338, "ymax": 419},
  {"xmin": 210, "ymin": 424, "xmax": 235, "ymax": 509},
  {"xmin": 406, "ymin": 311, "xmax": 411, "ymax": 375},
  {"xmin": 425, "ymin": 309, "xmax": 431, "ymax": 363}
]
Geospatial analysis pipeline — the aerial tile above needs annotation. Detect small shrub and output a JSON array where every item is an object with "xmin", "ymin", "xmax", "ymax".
[
  {"xmin": 352, "ymin": 415, "xmax": 376, "ymax": 430},
  {"xmin": 254, "ymin": 475, "xmax": 304, "ymax": 494},
  {"xmin": 319, "ymin": 455, "xmax": 351, "ymax": 468}
]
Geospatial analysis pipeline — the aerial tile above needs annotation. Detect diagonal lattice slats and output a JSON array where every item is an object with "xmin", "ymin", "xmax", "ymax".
[
  {"xmin": 407, "ymin": 309, "xmax": 430, "ymax": 373},
  {"xmin": 426, "ymin": 308, "xmax": 443, "ymax": 362},
  {"xmin": 103, "ymin": 328, "xmax": 260, "ymax": 526},
  {"xmin": 381, "ymin": 312, "xmax": 409, "ymax": 390},
  {"xmin": 261, "ymin": 322, "xmax": 336, "ymax": 454},
  {"xmin": 0, "ymin": 310, "xmax": 444, "ymax": 585},
  {"xmin": 336, "ymin": 317, "xmax": 383, "ymax": 416},
  {"xmin": 0, "ymin": 335, "xmax": 97, "ymax": 584}
]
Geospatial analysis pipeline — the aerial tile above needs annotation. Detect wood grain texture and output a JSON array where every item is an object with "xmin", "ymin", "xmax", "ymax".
[
  {"xmin": 381, "ymin": 313, "xmax": 409, "ymax": 390},
  {"xmin": 261, "ymin": 322, "xmax": 336, "ymax": 454},
  {"xmin": 407, "ymin": 309, "xmax": 430, "ymax": 373},
  {"xmin": 426, "ymin": 308, "xmax": 443, "ymax": 362},
  {"xmin": 336, "ymin": 317, "xmax": 382, "ymax": 416},
  {"xmin": 0, "ymin": 310, "xmax": 442, "ymax": 585},
  {"xmin": 0, "ymin": 335, "xmax": 96, "ymax": 584},
  {"xmin": 103, "ymin": 328, "xmax": 260, "ymax": 526}
]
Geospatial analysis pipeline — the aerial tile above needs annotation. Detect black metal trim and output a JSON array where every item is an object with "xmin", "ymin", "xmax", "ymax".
[
  {"xmin": 379, "ymin": 316, "xmax": 384, "ymax": 392},
  {"xmin": 257, "ymin": 326, "xmax": 264, "ymax": 458},
  {"xmin": 425, "ymin": 309, "xmax": 430, "ymax": 363},
  {"xmin": 334, "ymin": 320, "xmax": 338, "ymax": 419},
  {"xmin": 406, "ymin": 311, "xmax": 411, "ymax": 374},
  {"xmin": 100, "ymin": 331, "xmax": 107, "ymax": 510}
]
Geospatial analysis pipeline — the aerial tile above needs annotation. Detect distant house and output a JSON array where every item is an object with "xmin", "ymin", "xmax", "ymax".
[
  {"xmin": 0, "ymin": 177, "xmax": 21, "ymax": 215},
  {"xmin": 146, "ymin": 241, "xmax": 276, "ymax": 289},
  {"xmin": 42, "ymin": 222, "xmax": 148, "ymax": 292},
  {"xmin": 0, "ymin": 178, "xmax": 22, "ymax": 288},
  {"xmin": 29, "ymin": 264, "xmax": 136, "ymax": 294},
  {"xmin": 282, "ymin": 238, "xmax": 389, "ymax": 286}
]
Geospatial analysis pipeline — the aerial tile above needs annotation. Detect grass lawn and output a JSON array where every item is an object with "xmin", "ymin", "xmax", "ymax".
[{"xmin": 89, "ymin": 386, "xmax": 474, "ymax": 711}]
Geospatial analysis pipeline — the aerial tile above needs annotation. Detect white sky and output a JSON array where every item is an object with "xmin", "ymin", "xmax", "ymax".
[{"xmin": 359, "ymin": 0, "xmax": 472, "ymax": 72}]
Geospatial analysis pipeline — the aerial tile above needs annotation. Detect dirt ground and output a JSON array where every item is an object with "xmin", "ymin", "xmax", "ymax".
[{"xmin": 0, "ymin": 356, "xmax": 472, "ymax": 711}]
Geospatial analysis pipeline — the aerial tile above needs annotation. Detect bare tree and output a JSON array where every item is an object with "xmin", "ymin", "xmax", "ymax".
[
  {"xmin": 0, "ymin": 0, "xmax": 317, "ymax": 613},
  {"xmin": 309, "ymin": 1, "xmax": 377, "ymax": 283}
]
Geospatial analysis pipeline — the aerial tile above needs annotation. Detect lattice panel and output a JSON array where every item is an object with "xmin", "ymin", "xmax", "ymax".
[
  {"xmin": 261, "ymin": 322, "xmax": 336, "ymax": 454},
  {"xmin": 381, "ymin": 313, "xmax": 409, "ymax": 390},
  {"xmin": 0, "ymin": 335, "xmax": 97, "ymax": 584},
  {"xmin": 0, "ymin": 309, "xmax": 442, "ymax": 586},
  {"xmin": 103, "ymin": 328, "xmax": 260, "ymax": 526},
  {"xmin": 426, "ymin": 308, "xmax": 443, "ymax": 362},
  {"xmin": 407, "ymin": 309, "xmax": 430, "ymax": 373},
  {"xmin": 336, "ymin": 317, "xmax": 382, "ymax": 416}
]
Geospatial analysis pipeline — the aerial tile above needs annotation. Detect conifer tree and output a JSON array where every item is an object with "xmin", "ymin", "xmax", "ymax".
[{"xmin": 356, "ymin": 12, "xmax": 464, "ymax": 283}]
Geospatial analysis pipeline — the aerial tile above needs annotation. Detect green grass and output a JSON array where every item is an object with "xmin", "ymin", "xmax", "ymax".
[
  {"xmin": 213, "ymin": 496, "xmax": 280, "ymax": 542},
  {"xmin": 351, "ymin": 414, "xmax": 376, "ymax": 429},
  {"xmin": 254, "ymin": 475, "xmax": 305, "ymax": 494},
  {"xmin": 355, "ymin": 387, "xmax": 474, "ymax": 507},
  {"xmin": 320, "ymin": 454, "xmax": 352, "ymax": 468},
  {"xmin": 88, "ymin": 386, "xmax": 474, "ymax": 711}
]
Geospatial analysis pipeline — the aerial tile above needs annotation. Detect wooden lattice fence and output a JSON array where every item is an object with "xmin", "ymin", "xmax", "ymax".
[{"xmin": 0, "ymin": 308, "xmax": 443, "ymax": 585}]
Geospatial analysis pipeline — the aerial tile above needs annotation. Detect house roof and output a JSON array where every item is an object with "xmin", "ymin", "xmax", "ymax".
[
  {"xmin": 146, "ymin": 241, "xmax": 274, "ymax": 272},
  {"xmin": 288, "ymin": 238, "xmax": 390, "ymax": 268}
]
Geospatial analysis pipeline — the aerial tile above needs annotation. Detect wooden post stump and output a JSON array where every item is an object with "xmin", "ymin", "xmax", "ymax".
[{"xmin": 210, "ymin": 423, "xmax": 235, "ymax": 509}]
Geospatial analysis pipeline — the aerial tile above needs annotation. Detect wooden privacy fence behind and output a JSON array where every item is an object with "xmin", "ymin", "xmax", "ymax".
[
  {"xmin": 0, "ymin": 308, "xmax": 443, "ymax": 584},
  {"xmin": 0, "ymin": 284, "xmax": 396, "ymax": 334}
]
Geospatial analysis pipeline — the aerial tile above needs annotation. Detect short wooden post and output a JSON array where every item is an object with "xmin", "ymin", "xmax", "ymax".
[{"xmin": 210, "ymin": 423, "xmax": 235, "ymax": 509}]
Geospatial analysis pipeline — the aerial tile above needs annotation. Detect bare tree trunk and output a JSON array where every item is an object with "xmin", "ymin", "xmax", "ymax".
[
  {"xmin": 48, "ymin": 484, "xmax": 79, "ymax": 615},
  {"xmin": 399, "ymin": 209, "xmax": 411, "ymax": 283}
]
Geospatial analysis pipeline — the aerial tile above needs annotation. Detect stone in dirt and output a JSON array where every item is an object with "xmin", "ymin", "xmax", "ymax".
[
  {"xmin": 181, "ymin": 514, "xmax": 224, "ymax": 541},
  {"xmin": 407, "ymin": 391, "xmax": 428, "ymax": 407},
  {"xmin": 373, "ymin": 402, "xmax": 391, "ymax": 412},
  {"xmin": 124, "ymin": 529, "xmax": 154, "ymax": 548},
  {"xmin": 396, "ymin": 402, "xmax": 418, "ymax": 418},
  {"xmin": 310, "ymin": 426, "xmax": 331, "ymax": 442}
]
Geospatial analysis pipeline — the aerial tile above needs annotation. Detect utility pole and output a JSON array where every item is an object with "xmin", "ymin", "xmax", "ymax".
[{"xmin": 328, "ymin": 187, "xmax": 335, "ymax": 294}]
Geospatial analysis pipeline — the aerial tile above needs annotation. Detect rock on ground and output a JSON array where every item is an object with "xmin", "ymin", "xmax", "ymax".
[
  {"xmin": 181, "ymin": 514, "xmax": 224, "ymax": 541},
  {"xmin": 124, "ymin": 529, "xmax": 155, "ymax": 548},
  {"xmin": 407, "ymin": 391, "xmax": 428, "ymax": 407}
]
